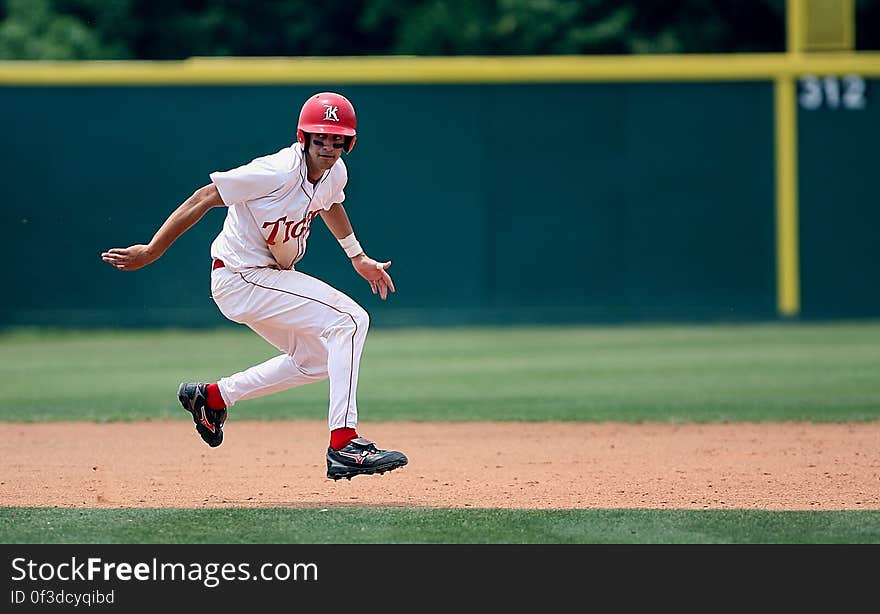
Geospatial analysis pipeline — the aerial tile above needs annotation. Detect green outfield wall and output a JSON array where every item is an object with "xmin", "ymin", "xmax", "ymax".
[
  {"xmin": 797, "ymin": 84, "xmax": 880, "ymax": 320},
  {"xmin": 0, "ymin": 59, "xmax": 877, "ymax": 327}
]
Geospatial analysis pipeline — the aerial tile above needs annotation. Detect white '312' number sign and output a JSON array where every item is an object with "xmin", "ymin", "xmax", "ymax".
[{"xmin": 798, "ymin": 75, "xmax": 867, "ymax": 110}]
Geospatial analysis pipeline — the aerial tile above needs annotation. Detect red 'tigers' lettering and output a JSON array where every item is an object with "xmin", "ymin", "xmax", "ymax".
[{"xmin": 262, "ymin": 211, "xmax": 320, "ymax": 245}]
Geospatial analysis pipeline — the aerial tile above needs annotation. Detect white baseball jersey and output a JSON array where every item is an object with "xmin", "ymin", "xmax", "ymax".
[{"xmin": 209, "ymin": 142, "xmax": 347, "ymax": 271}]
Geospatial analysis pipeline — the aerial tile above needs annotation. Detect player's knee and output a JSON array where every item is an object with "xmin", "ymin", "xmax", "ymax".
[
  {"xmin": 299, "ymin": 365, "xmax": 329, "ymax": 382},
  {"xmin": 323, "ymin": 306, "xmax": 369, "ymax": 339},
  {"xmin": 351, "ymin": 305, "xmax": 369, "ymax": 333},
  {"xmin": 341, "ymin": 306, "xmax": 369, "ymax": 338}
]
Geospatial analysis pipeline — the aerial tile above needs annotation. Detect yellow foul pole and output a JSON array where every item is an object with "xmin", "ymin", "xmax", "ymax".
[{"xmin": 775, "ymin": 0, "xmax": 803, "ymax": 317}]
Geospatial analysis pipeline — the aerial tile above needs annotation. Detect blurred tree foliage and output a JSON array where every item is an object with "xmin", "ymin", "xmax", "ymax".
[{"xmin": 0, "ymin": 0, "xmax": 877, "ymax": 60}]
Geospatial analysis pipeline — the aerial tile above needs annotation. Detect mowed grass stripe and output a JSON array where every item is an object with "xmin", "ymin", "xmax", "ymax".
[
  {"xmin": 1, "ymin": 507, "xmax": 879, "ymax": 544},
  {"xmin": 0, "ymin": 322, "xmax": 878, "ymax": 422}
]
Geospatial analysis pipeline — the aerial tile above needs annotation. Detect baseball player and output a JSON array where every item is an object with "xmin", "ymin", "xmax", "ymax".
[{"xmin": 101, "ymin": 92, "xmax": 408, "ymax": 481}]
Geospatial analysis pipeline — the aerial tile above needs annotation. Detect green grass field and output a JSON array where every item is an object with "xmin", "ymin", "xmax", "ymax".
[
  {"xmin": 1, "ymin": 321, "xmax": 879, "ymax": 423},
  {"xmin": 2, "ymin": 321, "xmax": 879, "ymax": 543},
  {"xmin": 3, "ymin": 507, "xmax": 879, "ymax": 544}
]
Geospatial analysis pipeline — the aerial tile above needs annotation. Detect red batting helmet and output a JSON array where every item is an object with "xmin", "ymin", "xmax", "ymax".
[{"xmin": 296, "ymin": 92, "xmax": 358, "ymax": 153}]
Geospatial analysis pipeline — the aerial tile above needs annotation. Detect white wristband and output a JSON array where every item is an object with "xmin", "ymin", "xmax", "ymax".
[{"xmin": 338, "ymin": 233, "xmax": 363, "ymax": 258}]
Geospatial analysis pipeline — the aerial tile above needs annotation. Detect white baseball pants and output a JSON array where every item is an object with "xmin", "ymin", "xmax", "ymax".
[{"xmin": 208, "ymin": 265, "xmax": 369, "ymax": 430}]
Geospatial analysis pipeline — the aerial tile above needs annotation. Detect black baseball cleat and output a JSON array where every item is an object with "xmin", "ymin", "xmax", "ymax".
[
  {"xmin": 178, "ymin": 382, "xmax": 227, "ymax": 448},
  {"xmin": 326, "ymin": 437, "xmax": 408, "ymax": 480}
]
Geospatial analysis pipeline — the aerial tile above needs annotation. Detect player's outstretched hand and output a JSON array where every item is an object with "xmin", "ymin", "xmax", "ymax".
[
  {"xmin": 351, "ymin": 254, "xmax": 395, "ymax": 300},
  {"xmin": 101, "ymin": 244, "xmax": 157, "ymax": 271}
]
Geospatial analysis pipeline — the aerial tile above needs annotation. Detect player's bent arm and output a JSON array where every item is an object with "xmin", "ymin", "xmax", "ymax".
[
  {"xmin": 101, "ymin": 183, "xmax": 225, "ymax": 271},
  {"xmin": 319, "ymin": 202, "xmax": 359, "ymax": 250},
  {"xmin": 147, "ymin": 184, "xmax": 225, "ymax": 257},
  {"xmin": 319, "ymin": 202, "xmax": 396, "ymax": 300}
]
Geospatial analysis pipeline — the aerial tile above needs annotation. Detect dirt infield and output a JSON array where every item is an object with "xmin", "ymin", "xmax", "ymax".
[{"xmin": 1, "ymin": 421, "xmax": 878, "ymax": 510}]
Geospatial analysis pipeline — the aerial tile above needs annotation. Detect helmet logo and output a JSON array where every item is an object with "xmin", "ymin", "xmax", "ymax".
[{"xmin": 323, "ymin": 105, "xmax": 339, "ymax": 121}]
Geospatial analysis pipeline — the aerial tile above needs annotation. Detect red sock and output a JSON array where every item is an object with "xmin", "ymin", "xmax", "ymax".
[
  {"xmin": 330, "ymin": 427, "xmax": 358, "ymax": 450},
  {"xmin": 205, "ymin": 383, "xmax": 226, "ymax": 410}
]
